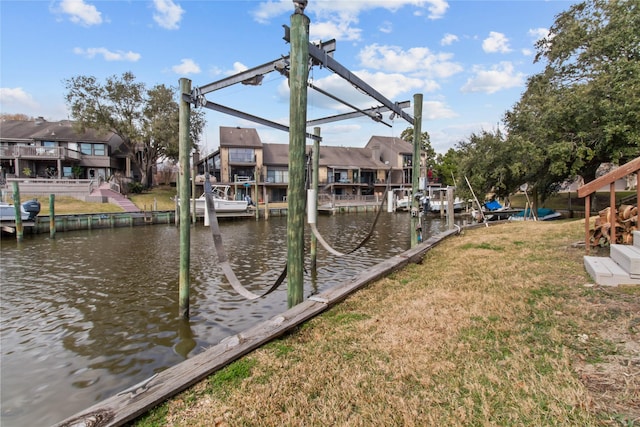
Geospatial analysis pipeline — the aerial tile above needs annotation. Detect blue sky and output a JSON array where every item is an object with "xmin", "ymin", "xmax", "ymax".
[{"xmin": 0, "ymin": 0, "xmax": 578, "ymax": 155}]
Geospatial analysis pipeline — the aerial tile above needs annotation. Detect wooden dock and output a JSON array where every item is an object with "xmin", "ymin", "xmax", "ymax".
[{"xmin": 52, "ymin": 226, "xmax": 469, "ymax": 427}]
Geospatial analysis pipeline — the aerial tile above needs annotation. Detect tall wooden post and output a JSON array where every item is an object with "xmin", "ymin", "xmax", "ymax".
[
  {"xmin": 12, "ymin": 182, "xmax": 23, "ymax": 242},
  {"xmin": 178, "ymin": 78, "xmax": 192, "ymax": 318},
  {"xmin": 411, "ymin": 93, "xmax": 423, "ymax": 247},
  {"xmin": 49, "ymin": 194, "xmax": 56, "ymax": 239},
  {"xmin": 254, "ymin": 168, "xmax": 260, "ymax": 220},
  {"xmin": 191, "ymin": 165, "xmax": 197, "ymax": 224},
  {"xmin": 287, "ymin": 7, "xmax": 310, "ymax": 308},
  {"xmin": 310, "ymin": 127, "xmax": 320, "ymax": 272}
]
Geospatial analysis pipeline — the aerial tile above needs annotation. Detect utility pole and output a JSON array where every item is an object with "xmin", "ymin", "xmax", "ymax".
[{"xmin": 287, "ymin": 2, "xmax": 310, "ymax": 307}]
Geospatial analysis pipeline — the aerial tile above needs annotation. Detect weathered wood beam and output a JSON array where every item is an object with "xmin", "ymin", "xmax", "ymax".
[{"xmin": 577, "ymin": 156, "xmax": 640, "ymax": 198}]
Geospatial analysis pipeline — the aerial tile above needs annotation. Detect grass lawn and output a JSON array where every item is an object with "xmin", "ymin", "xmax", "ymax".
[
  {"xmin": 133, "ymin": 219, "xmax": 639, "ymax": 426},
  {"xmin": 16, "ymin": 185, "xmax": 179, "ymax": 216}
]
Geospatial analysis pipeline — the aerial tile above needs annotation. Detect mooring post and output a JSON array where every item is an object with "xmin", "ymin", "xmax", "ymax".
[
  {"xmin": 310, "ymin": 127, "xmax": 320, "ymax": 272},
  {"xmin": 254, "ymin": 168, "xmax": 260, "ymax": 220},
  {"xmin": 191, "ymin": 164, "xmax": 197, "ymax": 224},
  {"xmin": 287, "ymin": 5, "xmax": 310, "ymax": 308},
  {"xmin": 49, "ymin": 194, "xmax": 56, "ymax": 239},
  {"xmin": 12, "ymin": 182, "xmax": 23, "ymax": 242},
  {"xmin": 411, "ymin": 93, "xmax": 423, "ymax": 247},
  {"xmin": 178, "ymin": 77, "xmax": 192, "ymax": 318}
]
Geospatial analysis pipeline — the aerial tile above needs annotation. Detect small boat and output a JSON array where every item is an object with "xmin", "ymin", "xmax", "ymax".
[
  {"xmin": 393, "ymin": 188, "xmax": 412, "ymax": 212},
  {"xmin": 0, "ymin": 199, "xmax": 41, "ymax": 221},
  {"xmin": 424, "ymin": 196, "xmax": 466, "ymax": 213},
  {"xmin": 181, "ymin": 185, "xmax": 248, "ymax": 214},
  {"xmin": 509, "ymin": 207, "xmax": 562, "ymax": 221},
  {"xmin": 471, "ymin": 200, "xmax": 514, "ymax": 222}
]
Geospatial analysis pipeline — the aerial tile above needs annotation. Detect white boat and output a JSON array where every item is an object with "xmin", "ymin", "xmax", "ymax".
[
  {"xmin": 393, "ymin": 188, "xmax": 412, "ymax": 211},
  {"xmin": 182, "ymin": 185, "xmax": 248, "ymax": 214},
  {"xmin": 424, "ymin": 196, "xmax": 466, "ymax": 213},
  {"xmin": 0, "ymin": 199, "xmax": 41, "ymax": 221}
]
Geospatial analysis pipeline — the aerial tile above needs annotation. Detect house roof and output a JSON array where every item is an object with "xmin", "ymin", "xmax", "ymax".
[
  {"xmin": 317, "ymin": 145, "xmax": 387, "ymax": 169},
  {"xmin": 365, "ymin": 135, "xmax": 413, "ymax": 154},
  {"xmin": 261, "ymin": 143, "xmax": 388, "ymax": 169},
  {"xmin": 219, "ymin": 126, "xmax": 263, "ymax": 148},
  {"xmin": 0, "ymin": 118, "xmax": 127, "ymax": 154}
]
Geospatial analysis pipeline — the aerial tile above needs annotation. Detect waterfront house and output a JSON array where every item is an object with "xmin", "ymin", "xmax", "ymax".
[
  {"xmin": 197, "ymin": 126, "xmax": 422, "ymax": 204},
  {"xmin": 0, "ymin": 118, "xmax": 137, "ymax": 182}
]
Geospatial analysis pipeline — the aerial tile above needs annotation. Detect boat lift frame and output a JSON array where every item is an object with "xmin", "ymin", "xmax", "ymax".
[{"xmin": 182, "ymin": 26, "xmax": 414, "ymax": 140}]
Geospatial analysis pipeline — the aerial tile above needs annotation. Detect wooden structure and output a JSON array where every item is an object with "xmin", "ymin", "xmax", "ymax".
[{"xmin": 577, "ymin": 156, "xmax": 640, "ymax": 254}]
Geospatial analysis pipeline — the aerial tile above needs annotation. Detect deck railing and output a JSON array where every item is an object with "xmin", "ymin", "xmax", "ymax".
[{"xmin": 577, "ymin": 156, "xmax": 640, "ymax": 253}]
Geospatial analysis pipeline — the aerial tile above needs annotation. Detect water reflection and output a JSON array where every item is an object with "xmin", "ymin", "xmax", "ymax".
[{"xmin": 0, "ymin": 212, "xmax": 462, "ymax": 426}]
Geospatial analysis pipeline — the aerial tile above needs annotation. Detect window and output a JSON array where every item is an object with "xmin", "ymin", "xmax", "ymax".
[
  {"xmin": 93, "ymin": 144, "xmax": 106, "ymax": 156},
  {"xmin": 228, "ymin": 148, "xmax": 254, "ymax": 163},
  {"xmin": 43, "ymin": 141, "xmax": 57, "ymax": 147},
  {"xmin": 266, "ymin": 168, "xmax": 288, "ymax": 183},
  {"xmin": 80, "ymin": 143, "xmax": 92, "ymax": 155}
]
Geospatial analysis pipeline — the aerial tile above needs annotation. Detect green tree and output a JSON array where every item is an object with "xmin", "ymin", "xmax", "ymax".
[
  {"xmin": 400, "ymin": 127, "xmax": 435, "ymax": 167},
  {"xmin": 455, "ymin": 129, "xmax": 520, "ymax": 201},
  {"xmin": 505, "ymin": 0, "xmax": 640, "ymax": 199},
  {"xmin": 64, "ymin": 72, "xmax": 205, "ymax": 187}
]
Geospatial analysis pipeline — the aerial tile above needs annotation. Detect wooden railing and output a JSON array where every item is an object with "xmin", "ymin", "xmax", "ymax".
[{"xmin": 577, "ymin": 156, "xmax": 640, "ymax": 253}]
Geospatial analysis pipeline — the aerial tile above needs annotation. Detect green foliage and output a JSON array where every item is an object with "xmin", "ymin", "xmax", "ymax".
[
  {"xmin": 503, "ymin": 0, "xmax": 640, "ymax": 199},
  {"xmin": 64, "ymin": 72, "xmax": 206, "ymax": 187},
  {"xmin": 71, "ymin": 165, "xmax": 84, "ymax": 179},
  {"xmin": 127, "ymin": 182, "xmax": 145, "ymax": 194},
  {"xmin": 448, "ymin": 1, "xmax": 639, "ymax": 203}
]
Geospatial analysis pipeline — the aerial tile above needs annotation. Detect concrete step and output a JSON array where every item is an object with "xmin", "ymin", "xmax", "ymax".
[
  {"xmin": 584, "ymin": 256, "xmax": 640, "ymax": 286},
  {"xmin": 610, "ymin": 243, "xmax": 640, "ymax": 278},
  {"xmin": 634, "ymin": 230, "xmax": 640, "ymax": 250}
]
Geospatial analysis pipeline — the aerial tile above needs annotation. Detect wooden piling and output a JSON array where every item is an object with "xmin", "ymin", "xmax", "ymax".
[
  {"xmin": 287, "ymin": 9, "xmax": 310, "ymax": 308},
  {"xmin": 411, "ymin": 93, "xmax": 423, "ymax": 247},
  {"xmin": 178, "ymin": 78, "xmax": 192, "ymax": 319},
  {"xmin": 49, "ymin": 194, "xmax": 56, "ymax": 239},
  {"xmin": 12, "ymin": 182, "xmax": 23, "ymax": 242},
  {"xmin": 310, "ymin": 127, "xmax": 320, "ymax": 271}
]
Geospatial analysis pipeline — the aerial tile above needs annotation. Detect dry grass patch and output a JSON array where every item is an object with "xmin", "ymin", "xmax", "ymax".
[{"xmin": 133, "ymin": 220, "xmax": 639, "ymax": 427}]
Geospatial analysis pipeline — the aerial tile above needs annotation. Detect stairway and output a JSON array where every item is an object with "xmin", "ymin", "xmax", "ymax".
[
  {"xmin": 90, "ymin": 183, "xmax": 140, "ymax": 213},
  {"xmin": 584, "ymin": 230, "xmax": 640, "ymax": 286}
]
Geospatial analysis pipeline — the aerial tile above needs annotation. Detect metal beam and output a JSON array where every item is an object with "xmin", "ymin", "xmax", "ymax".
[
  {"xmin": 284, "ymin": 26, "xmax": 414, "ymax": 126},
  {"xmin": 183, "ymin": 94, "xmax": 321, "ymax": 141},
  {"xmin": 195, "ymin": 39, "xmax": 336, "ymax": 95},
  {"xmin": 307, "ymin": 101, "xmax": 410, "ymax": 126}
]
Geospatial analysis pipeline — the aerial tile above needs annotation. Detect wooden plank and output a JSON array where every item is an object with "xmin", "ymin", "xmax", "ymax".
[
  {"xmin": 53, "ymin": 299, "xmax": 328, "ymax": 427},
  {"xmin": 577, "ymin": 156, "xmax": 640, "ymax": 198},
  {"xmin": 52, "ymin": 226, "xmax": 464, "ymax": 427}
]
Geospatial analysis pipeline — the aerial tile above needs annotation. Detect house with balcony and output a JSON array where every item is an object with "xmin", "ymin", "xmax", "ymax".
[
  {"xmin": 0, "ymin": 118, "xmax": 136, "ymax": 182},
  {"xmin": 197, "ymin": 126, "xmax": 422, "ymax": 204}
]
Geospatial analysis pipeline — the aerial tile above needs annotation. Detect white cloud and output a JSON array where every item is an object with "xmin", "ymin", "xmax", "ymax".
[
  {"xmin": 482, "ymin": 31, "xmax": 511, "ymax": 54},
  {"xmin": 358, "ymin": 44, "xmax": 462, "ymax": 79},
  {"xmin": 310, "ymin": 18, "xmax": 362, "ymax": 42},
  {"xmin": 461, "ymin": 62, "xmax": 525, "ymax": 94},
  {"xmin": 73, "ymin": 47, "xmax": 141, "ymax": 62},
  {"xmin": 153, "ymin": 0, "xmax": 184, "ymax": 30},
  {"xmin": 57, "ymin": 0, "xmax": 102, "ymax": 26},
  {"xmin": 379, "ymin": 21, "xmax": 393, "ymax": 34},
  {"xmin": 251, "ymin": 1, "xmax": 449, "ymax": 28},
  {"xmin": 0, "ymin": 87, "xmax": 40, "ymax": 110},
  {"xmin": 171, "ymin": 59, "xmax": 201, "ymax": 75},
  {"xmin": 440, "ymin": 33, "xmax": 458, "ymax": 46},
  {"xmin": 422, "ymin": 99, "xmax": 457, "ymax": 121},
  {"xmin": 528, "ymin": 27, "xmax": 549, "ymax": 41}
]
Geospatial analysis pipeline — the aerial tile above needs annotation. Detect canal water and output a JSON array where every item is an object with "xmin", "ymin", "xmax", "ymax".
[{"xmin": 0, "ymin": 211, "xmax": 461, "ymax": 426}]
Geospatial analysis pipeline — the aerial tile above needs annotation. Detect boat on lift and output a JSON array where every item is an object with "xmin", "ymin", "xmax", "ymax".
[
  {"xmin": 0, "ymin": 199, "xmax": 41, "ymax": 221},
  {"xmin": 180, "ymin": 185, "xmax": 248, "ymax": 214}
]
